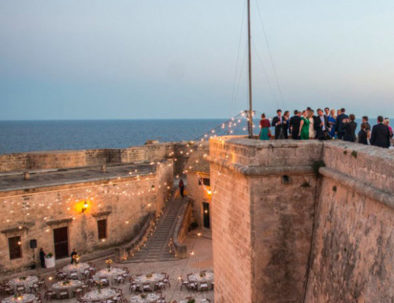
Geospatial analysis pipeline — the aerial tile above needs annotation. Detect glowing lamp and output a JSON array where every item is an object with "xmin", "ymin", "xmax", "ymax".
[{"xmin": 81, "ymin": 200, "xmax": 89, "ymax": 213}]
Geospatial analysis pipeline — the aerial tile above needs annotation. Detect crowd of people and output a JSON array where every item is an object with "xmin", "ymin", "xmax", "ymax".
[{"xmin": 258, "ymin": 107, "xmax": 393, "ymax": 148}]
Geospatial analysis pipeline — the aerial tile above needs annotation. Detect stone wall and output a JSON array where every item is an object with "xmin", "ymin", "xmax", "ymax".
[
  {"xmin": 0, "ymin": 142, "xmax": 193, "ymax": 174},
  {"xmin": 305, "ymin": 142, "xmax": 394, "ymax": 303},
  {"xmin": 0, "ymin": 161, "xmax": 173, "ymax": 273},
  {"xmin": 209, "ymin": 137, "xmax": 393, "ymax": 303}
]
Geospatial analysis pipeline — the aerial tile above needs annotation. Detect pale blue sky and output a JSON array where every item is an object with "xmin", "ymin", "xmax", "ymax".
[{"xmin": 0, "ymin": 0, "xmax": 393, "ymax": 120}]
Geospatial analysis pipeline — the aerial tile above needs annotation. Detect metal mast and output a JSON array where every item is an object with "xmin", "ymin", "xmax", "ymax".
[{"xmin": 247, "ymin": 0, "xmax": 253, "ymax": 138}]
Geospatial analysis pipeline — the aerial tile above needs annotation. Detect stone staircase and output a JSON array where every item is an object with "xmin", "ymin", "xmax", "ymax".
[{"xmin": 126, "ymin": 197, "xmax": 185, "ymax": 263}]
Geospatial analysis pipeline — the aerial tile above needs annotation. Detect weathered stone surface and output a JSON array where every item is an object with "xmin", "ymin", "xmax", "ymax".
[{"xmin": 209, "ymin": 137, "xmax": 393, "ymax": 303}]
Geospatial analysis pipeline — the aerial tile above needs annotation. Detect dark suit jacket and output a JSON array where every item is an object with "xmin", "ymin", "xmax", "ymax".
[
  {"xmin": 343, "ymin": 121, "xmax": 357, "ymax": 142},
  {"xmin": 272, "ymin": 116, "xmax": 284, "ymax": 139},
  {"xmin": 314, "ymin": 115, "xmax": 329, "ymax": 140},
  {"xmin": 336, "ymin": 113, "xmax": 348, "ymax": 134},
  {"xmin": 370, "ymin": 123, "xmax": 391, "ymax": 148},
  {"xmin": 289, "ymin": 116, "xmax": 301, "ymax": 138}
]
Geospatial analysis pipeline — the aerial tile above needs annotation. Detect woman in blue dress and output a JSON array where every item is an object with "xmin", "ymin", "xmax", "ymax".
[{"xmin": 328, "ymin": 109, "xmax": 336, "ymax": 139}]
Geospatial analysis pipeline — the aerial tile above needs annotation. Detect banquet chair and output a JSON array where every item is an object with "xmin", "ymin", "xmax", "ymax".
[
  {"xmin": 59, "ymin": 290, "xmax": 69, "ymax": 300},
  {"xmin": 31, "ymin": 283, "xmax": 40, "ymax": 293},
  {"xmin": 114, "ymin": 276, "xmax": 125, "ymax": 285},
  {"xmin": 74, "ymin": 287, "xmax": 84, "ymax": 297},
  {"xmin": 210, "ymin": 282, "xmax": 214, "ymax": 290},
  {"xmin": 100, "ymin": 278, "xmax": 110, "ymax": 287},
  {"xmin": 142, "ymin": 283, "xmax": 153, "ymax": 292},
  {"xmin": 179, "ymin": 278, "xmax": 189, "ymax": 291},
  {"xmin": 187, "ymin": 282, "xmax": 198, "ymax": 291},
  {"xmin": 154, "ymin": 281, "xmax": 165, "ymax": 291},
  {"xmin": 129, "ymin": 282, "xmax": 137, "ymax": 293},
  {"xmin": 56, "ymin": 271, "xmax": 67, "ymax": 280},
  {"xmin": 44, "ymin": 290, "xmax": 57, "ymax": 301},
  {"xmin": 36, "ymin": 294, "xmax": 43, "ymax": 303},
  {"xmin": 199, "ymin": 282, "xmax": 209, "ymax": 292},
  {"xmin": 3, "ymin": 285, "xmax": 14, "ymax": 295},
  {"xmin": 16, "ymin": 285, "xmax": 26, "ymax": 293},
  {"xmin": 70, "ymin": 271, "xmax": 79, "ymax": 280}
]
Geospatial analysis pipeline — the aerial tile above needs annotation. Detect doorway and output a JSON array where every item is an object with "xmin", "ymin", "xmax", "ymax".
[
  {"xmin": 53, "ymin": 226, "xmax": 69, "ymax": 259},
  {"xmin": 202, "ymin": 202, "xmax": 210, "ymax": 229}
]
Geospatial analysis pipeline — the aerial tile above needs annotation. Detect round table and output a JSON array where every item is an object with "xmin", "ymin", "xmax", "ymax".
[
  {"xmin": 188, "ymin": 271, "xmax": 214, "ymax": 290},
  {"xmin": 2, "ymin": 294, "xmax": 37, "ymax": 303},
  {"xmin": 8, "ymin": 276, "xmax": 39, "ymax": 293},
  {"xmin": 93, "ymin": 268, "xmax": 126, "ymax": 285},
  {"xmin": 62, "ymin": 263, "xmax": 90, "ymax": 279},
  {"xmin": 81, "ymin": 288, "xmax": 118, "ymax": 302},
  {"xmin": 179, "ymin": 299, "xmax": 210, "ymax": 303},
  {"xmin": 51, "ymin": 280, "xmax": 82, "ymax": 298},
  {"xmin": 130, "ymin": 293, "xmax": 160, "ymax": 303},
  {"xmin": 133, "ymin": 273, "xmax": 165, "ymax": 288}
]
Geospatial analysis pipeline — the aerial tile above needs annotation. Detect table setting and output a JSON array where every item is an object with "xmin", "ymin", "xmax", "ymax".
[
  {"xmin": 81, "ymin": 288, "xmax": 117, "ymax": 302},
  {"xmin": 133, "ymin": 273, "xmax": 165, "ymax": 288},
  {"xmin": 51, "ymin": 280, "xmax": 82, "ymax": 298},
  {"xmin": 62, "ymin": 263, "xmax": 90, "ymax": 279},
  {"xmin": 187, "ymin": 271, "xmax": 214, "ymax": 290},
  {"xmin": 130, "ymin": 293, "xmax": 161, "ymax": 303},
  {"xmin": 7, "ymin": 276, "xmax": 39, "ymax": 293},
  {"xmin": 1, "ymin": 294, "xmax": 37, "ymax": 303},
  {"xmin": 93, "ymin": 268, "xmax": 126, "ymax": 285}
]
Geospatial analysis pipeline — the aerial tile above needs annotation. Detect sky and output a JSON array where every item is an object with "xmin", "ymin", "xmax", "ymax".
[{"xmin": 0, "ymin": 0, "xmax": 393, "ymax": 120}]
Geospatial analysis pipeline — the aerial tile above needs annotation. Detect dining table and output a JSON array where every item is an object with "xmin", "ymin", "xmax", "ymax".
[
  {"xmin": 1, "ymin": 294, "xmax": 37, "ymax": 303},
  {"xmin": 51, "ymin": 280, "xmax": 82, "ymax": 298},
  {"xmin": 62, "ymin": 263, "xmax": 90, "ymax": 279},
  {"xmin": 129, "ymin": 293, "xmax": 161, "ymax": 303},
  {"xmin": 133, "ymin": 273, "xmax": 165, "ymax": 289},
  {"xmin": 7, "ymin": 276, "xmax": 39, "ymax": 293},
  {"xmin": 93, "ymin": 268, "xmax": 126, "ymax": 285},
  {"xmin": 81, "ymin": 288, "xmax": 118, "ymax": 302}
]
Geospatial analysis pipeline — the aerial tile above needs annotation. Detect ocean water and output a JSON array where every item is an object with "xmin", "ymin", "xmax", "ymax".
[
  {"xmin": 0, "ymin": 118, "xmax": 372, "ymax": 154},
  {"xmin": 0, "ymin": 119, "xmax": 249, "ymax": 154}
]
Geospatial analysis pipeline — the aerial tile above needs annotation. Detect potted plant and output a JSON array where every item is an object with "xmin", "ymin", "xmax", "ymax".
[{"xmin": 45, "ymin": 252, "xmax": 55, "ymax": 268}]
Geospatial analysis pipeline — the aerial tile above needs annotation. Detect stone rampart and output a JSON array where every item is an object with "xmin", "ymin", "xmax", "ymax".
[{"xmin": 209, "ymin": 137, "xmax": 393, "ymax": 303}]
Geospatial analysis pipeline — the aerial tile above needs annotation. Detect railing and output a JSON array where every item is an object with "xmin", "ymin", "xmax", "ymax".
[{"xmin": 172, "ymin": 199, "xmax": 193, "ymax": 259}]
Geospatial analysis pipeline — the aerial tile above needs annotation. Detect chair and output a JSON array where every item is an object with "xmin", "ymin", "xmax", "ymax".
[
  {"xmin": 129, "ymin": 283, "xmax": 137, "ymax": 293},
  {"xmin": 70, "ymin": 271, "xmax": 79, "ymax": 280},
  {"xmin": 210, "ymin": 281, "xmax": 214, "ymax": 290},
  {"xmin": 16, "ymin": 285, "xmax": 26, "ymax": 293},
  {"xmin": 56, "ymin": 271, "xmax": 67, "ymax": 280},
  {"xmin": 142, "ymin": 283, "xmax": 153, "ymax": 292},
  {"xmin": 199, "ymin": 282, "xmax": 209, "ymax": 291},
  {"xmin": 59, "ymin": 290, "xmax": 69, "ymax": 300},
  {"xmin": 44, "ymin": 290, "xmax": 56, "ymax": 301},
  {"xmin": 114, "ymin": 276, "xmax": 124, "ymax": 285},
  {"xmin": 74, "ymin": 287, "xmax": 83, "ymax": 297},
  {"xmin": 187, "ymin": 282, "xmax": 198, "ymax": 291},
  {"xmin": 154, "ymin": 281, "xmax": 166, "ymax": 291},
  {"xmin": 100, "ymin": 278, "xmax": 109, "ymax": 287},
  {"xmin": 180, "ymin": 278, "xmax": 189, "ymax": 291}
]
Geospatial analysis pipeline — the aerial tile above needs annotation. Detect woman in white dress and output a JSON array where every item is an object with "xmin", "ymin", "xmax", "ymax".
[{"xmin": 308, "ymin": 109, "xmax": 315, "ymax": 139}]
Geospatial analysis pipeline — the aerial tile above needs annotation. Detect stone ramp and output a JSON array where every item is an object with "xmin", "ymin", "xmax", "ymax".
[{"xmin": 126, "ymin": 197, "xmax": 185, "ymax": 263}]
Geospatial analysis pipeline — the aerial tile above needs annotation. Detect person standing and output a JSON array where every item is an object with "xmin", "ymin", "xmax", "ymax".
[
  {"xmin": 70, "ymin": 248, "xmax": 78, "ymax": 264},
  {"xmin": 336, "ymin": 108, "xmax": 348, "ymax": 139},
  {"xmin": 343, "ymin": 114, "xmax": 357, "ymax": 142},
  {"xmin": 282, "ymin": 111, "xmax": 290, "ymax": 139},
  {"xmin": 362, "ymin": 116, "xmax": 371, "ymax": 132},
  {"xmin": 384, "ymin": 118, "xmax": 393, "ymax": 139},
  {"xmin": 39, "ymin": 248, "xmax": 46, "ymax": 268},
  {"xmin": 179, "ymin": 179, "xmax": 185, "ymax": 198},
  {"xmin": 358, "ymin": 123, "xmax": 369, "ymax": 145},
  {"xmin": 328, "ymin": 109, "xmax": 337, "ymax": 138},
  {"xmin": 315, "ymin": 108, "xmax": 329, "ymax": 140},
  {"xmin": 299, "ymin": 110, "xmax": 310, "ymax": 140},
  {"xmin": 308, "ymin": 109, "xmax": 315, "ymax": 139},
  {"xmin": 371, "ymin": 116, "xmax": 391, "ymax": 148},
  {"xmin": 272, "ymin": 109, "xmax": 284, "ymax": 139},
  {"xmin": 324, "ymin": 107, "xmax": 330, "ymax": 118},
  {"xmin": 289, "ymin": 110, "xmax": 301, "ymax": 139},
  {"xmin": 259, "ymin": 113, "xmax": 271, "ymax": 140}
]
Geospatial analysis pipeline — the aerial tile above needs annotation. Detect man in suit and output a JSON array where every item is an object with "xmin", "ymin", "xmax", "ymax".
[
  {"xmin": 289, "ymin": 110, "xmax": 301, "ymax": 139},
  {"xmin": 272, "ymin": 109, "xmax": 284, "ymax": 139},
  {"xmin": 315, "ymin": 108, "xmax": 329, "ymax": 140},
  {"xmin": 335, "ymin": 108, "xmax": 348, "ymax": 139},
  {"xmin": 371, "ymin": 116, "xmax": 391, "ymax": 148}
]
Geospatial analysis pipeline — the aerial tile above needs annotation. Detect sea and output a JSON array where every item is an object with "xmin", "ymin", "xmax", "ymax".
[{"xmin": 0, "ymin": 118, "xmax": 370, "ymax": 154}]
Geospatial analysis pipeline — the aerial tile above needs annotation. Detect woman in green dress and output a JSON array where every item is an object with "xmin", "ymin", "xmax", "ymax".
[{"xmin": 299, "ymin": 110, "xmax": 310, "ymax": 139}]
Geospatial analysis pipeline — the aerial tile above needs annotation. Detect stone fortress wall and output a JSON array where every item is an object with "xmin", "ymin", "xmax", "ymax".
[
  {"xmin": 0, "ymin": 142, "xmax": 194, "ymax": 273},
  {"xmin": 209, "ymin": 138, "xmax": 393, "ymax": 303}
]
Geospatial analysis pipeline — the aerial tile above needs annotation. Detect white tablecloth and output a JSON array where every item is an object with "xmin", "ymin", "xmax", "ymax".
[
  {"xmin": 93, "ymin": 268, "xmax": 126, "ymax": 285},
  {"xmin": 2, "ymin": 294, "xmax": 37, "ymax": 303},
  {"xmin": 62, "ymin": 263, "xmax": 90, "ymax": 278},
  {"xmin": 188, "ymin": 271, "xmax": 214, "ymax": 290},
  {"xmin": 130, "ymin": 293, "xmax": 160, "ymax": 303},
  {"xmin": 133, "ymin": 273, "xmax": 165, "ymax": 288},
  {"xmin": 81, "ymin": 288, "xmax": 117, "ymax": 302},
  {"xmin": 8, "ymin": 276, "xmax": 39, "ymax": 292},
  {"xmin": 51, "ymin": 280, "xmax": 82, "ymax": 298}
]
